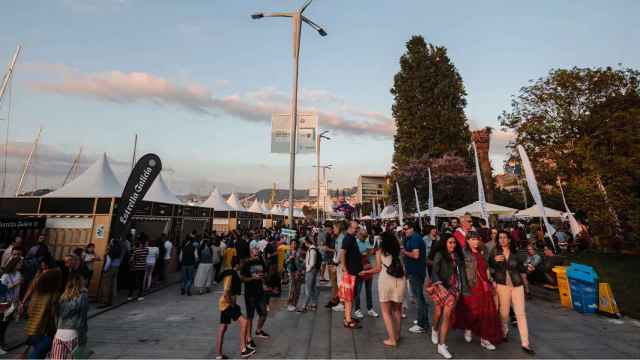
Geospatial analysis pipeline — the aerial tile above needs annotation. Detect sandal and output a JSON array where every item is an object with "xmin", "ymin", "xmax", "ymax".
[
  {"xmin": 383, "ymin": 339, "xmax": 397, "ymax": 347},
  {"xmin": 343, "ymin": 320, "xmax": 362, "ymax": 329}
]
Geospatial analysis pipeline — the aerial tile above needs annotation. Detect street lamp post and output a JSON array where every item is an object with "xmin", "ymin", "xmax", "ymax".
[
  {"xmin": 251, "ymin": 0, "xmax": 327, "ymax": 228},
  {"xmin": 315, "ymin": 130, "xmax": 330, "ymax": 224},
  {"xmin": 313, "ymin": 164, "xmax": 332, "ymax": 223}
]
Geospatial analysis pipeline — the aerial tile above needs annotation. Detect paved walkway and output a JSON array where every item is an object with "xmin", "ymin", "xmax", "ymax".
[{"xmin": 8, "ymin": 276, "xmax": 640, "ymax": 359}]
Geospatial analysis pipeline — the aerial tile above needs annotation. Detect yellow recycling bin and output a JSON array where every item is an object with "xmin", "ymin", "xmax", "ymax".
[
  {"xmin": 553, "ymin": 266, "xmax": 572, "ymax": 309},
  {"xmin": 598, "ymin": 283, "xmax": 621, "ymax": 317}
]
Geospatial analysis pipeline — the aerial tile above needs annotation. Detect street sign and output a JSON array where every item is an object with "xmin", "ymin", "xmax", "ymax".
[
  {"xmin": 271, "ymin": 112, "xmax": 318, "ymax": 154},
  {"xmin": 280, "ymin": 228, "xmax": 297, "ymax": 237}
]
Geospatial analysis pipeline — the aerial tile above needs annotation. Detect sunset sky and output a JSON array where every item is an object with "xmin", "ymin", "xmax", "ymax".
[{"xmin": 1, "ymin": 0, "xmax": 638, "ymax": 195}]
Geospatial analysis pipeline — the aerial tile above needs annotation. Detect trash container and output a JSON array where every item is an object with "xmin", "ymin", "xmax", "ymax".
[
  {"xmin": 552, "ymin": 266, "xmax": 572, "ymax": 308},
  {"xmin": 567, "ymin": 263, "xmax": 599, "ymax": 313}
]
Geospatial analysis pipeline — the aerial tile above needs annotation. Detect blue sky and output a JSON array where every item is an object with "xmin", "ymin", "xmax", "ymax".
[{"xmin": 1, "ymin": 0, "xmax": 638, "ymax": 195}]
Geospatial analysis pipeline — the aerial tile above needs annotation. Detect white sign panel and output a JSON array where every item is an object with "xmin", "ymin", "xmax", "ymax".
[
  {"xmin": 46, "ymin": 218, "xmax": 93, "ymax": 229},
  {"xmin": 271, "ymin": 112, "xmax": 318, "ymax": 154}
]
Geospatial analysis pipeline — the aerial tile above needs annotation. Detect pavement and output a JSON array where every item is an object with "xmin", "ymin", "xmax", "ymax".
[{"xmin": 7, "ymin": 275, "xmax": 640, "ymax": 359}]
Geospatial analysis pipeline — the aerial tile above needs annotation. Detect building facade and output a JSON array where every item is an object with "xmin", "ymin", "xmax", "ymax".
[{"xmin": 356, "ymin": 175, "xmax": 386, "ymax": 204}]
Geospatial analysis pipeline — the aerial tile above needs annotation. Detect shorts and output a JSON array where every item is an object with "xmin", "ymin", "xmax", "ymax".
[
  {"xmin": 220, "ymin": 304, "xmax": 242, "ymax": 324},
  {"xmin": 244, "ymin": 294, "xmax": 267, "ymax": 320}
]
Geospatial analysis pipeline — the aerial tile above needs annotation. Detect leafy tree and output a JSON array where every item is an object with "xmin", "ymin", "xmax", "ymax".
[
  {"xmin": 391, "ymin": 36, "xmax": 470, "ymax": 169},
  {"xmin": 500, "ymin": 66, "xmax": 640, "ymax": 249}
]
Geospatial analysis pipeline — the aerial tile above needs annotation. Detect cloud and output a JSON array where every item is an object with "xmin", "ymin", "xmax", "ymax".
[{"xmin": 29, "ymin": 66, "xmax": 396, "ymax": 138}]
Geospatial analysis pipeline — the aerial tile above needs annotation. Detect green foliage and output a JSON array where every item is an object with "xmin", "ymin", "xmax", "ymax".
[
  {"xmin": 501, "ymin": 66, "xmax": 640, "ymax": 249},
  {"xmin": 391, "ymin": 36, "xmax": 470, "ymax": 169}
]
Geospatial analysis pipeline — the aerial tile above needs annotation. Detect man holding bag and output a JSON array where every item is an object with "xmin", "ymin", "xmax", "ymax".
[{"xmin": 339, "ymin": 221, "xmax": 363, "ymax": 329}]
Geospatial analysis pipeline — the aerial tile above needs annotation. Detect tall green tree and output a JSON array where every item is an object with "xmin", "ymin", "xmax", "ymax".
[
  {"xmin": 500, "ymin": 66, "xmax": 640, "ymax": 248},
  {"xmin": 391, "ymin": 36, "xmax": 470, "ymax": 169}
]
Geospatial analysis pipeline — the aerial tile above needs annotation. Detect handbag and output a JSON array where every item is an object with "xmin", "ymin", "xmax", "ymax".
[
  {"xmin": 360, "ymin": 255, "xmax": 373, "ymax": 281},
  {"xmin": 384, "ymin": 255, "xmax": 405, "ymax": 278},
  {"xmin": 338, "ymin": 272, "xmax": 356, "ymax": 302}
]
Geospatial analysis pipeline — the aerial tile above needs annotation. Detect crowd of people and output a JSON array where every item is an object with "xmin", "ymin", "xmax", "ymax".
[
  {"xmin": 195, "ymin": 212, "xmax": 568, "ymax": 359},
  {"xmin": 0, "ymin": 212, "xmax": 570, "ymax": 359}
]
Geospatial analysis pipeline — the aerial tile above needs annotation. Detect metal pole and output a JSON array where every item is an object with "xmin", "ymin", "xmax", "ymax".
[
  {"xmin": 288, "ymin": 13, "xmax": 302, "ymax": 228},
  {"xmin": 131, "ymin": 133, "xmax": 138, "ymax": 170},
  {"xmin": 316, "ymin": 133, "xmax": 320, "ymax": 225}
]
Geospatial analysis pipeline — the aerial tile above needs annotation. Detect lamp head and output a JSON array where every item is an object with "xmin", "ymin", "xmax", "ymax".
[
  {"xmin": 251, "ymin": 13, "xmax": 264, "ymax": 19},
  {"xmin": 318, "ymin": 28, "xmax": 327, "ymax": 36}
]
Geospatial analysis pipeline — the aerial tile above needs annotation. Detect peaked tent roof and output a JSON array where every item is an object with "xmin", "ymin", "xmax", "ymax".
[
  {"xmin": 248, "ymin": 199, "xmax": 264, "ymax": 214},
  {"xmin": 260, "ymin": 201, "xmax": 270, "ymax": 214},
  {"xmin": 380, "ymin": 205, "xmax": 399, "ymax": 219},
  {"xmin": 270, "ymin": 204, "xmax": 283, "ymax": 216},
  {"xmin": 418, "ymin": 207, "xmax": 452, "ymax": 218},
  {"xmin": 451, "ymin": 201, "xmax": 518, "ymax": 217},
  {"xmin": 201, "ymin": 188, "xmax": 233, "ymax": 211},
  {"xmin": 143, "ymin": 173, "xmax": 182, "ymax": 205},
  {"xmin": 515, "ymin": 205, "xmax": 565, "ymax": 219},
  {"xmin": 44, "ymin": 153, "xmax": 123, "ymax": 198},
  {"xmin": 226, "ymin": 192, "xmax": 247, "ymax": 212}
]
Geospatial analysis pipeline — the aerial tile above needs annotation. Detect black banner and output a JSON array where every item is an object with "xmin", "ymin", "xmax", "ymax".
[{"xmin": 111, "ymin": 153, "xmax": 162, "ymax": 240}]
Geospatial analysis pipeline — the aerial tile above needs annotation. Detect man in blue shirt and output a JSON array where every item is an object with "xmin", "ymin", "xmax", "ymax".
[
  {"xmin": 353, "ymin": 228, "xmax": 378, "ymax": 319},
  {"xmin": 402, "ymin": 221, "xmax": 429, "ymax": 333}
]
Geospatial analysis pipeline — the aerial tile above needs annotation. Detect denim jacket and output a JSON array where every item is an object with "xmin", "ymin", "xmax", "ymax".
[{"xmin": 56, "ymin": 290, "xmax": 89, "ymax": 345}]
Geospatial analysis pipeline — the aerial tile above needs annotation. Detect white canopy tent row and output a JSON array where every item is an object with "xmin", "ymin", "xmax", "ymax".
[
  {"xmin": 201, "ymin": 188, "xmax": 234, "ymax": 211},
  {"xmin": 417, "ymin": 207, "xmax": 453, "ymax": 218},
  {"xmin": 451, "ymin": 201, "xmax": 519, "ymax": 217},
  {"xmin": 225, "ymin": 192, "xmax": 247, "ymax": 212},
  {"xmin": 44, "ymin": 153, "xmax": 182, "ymax": 205},
  {"xmin": 515, "ymin": 205, "xmax": 567, "ymax": 220},
  {"xmin": 247, "ymin": 199, "xmax": 265, "ymax": 214}
]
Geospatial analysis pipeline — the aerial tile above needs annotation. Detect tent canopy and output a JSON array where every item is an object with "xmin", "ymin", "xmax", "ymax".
[
  {"xmin": 379, "ymin": 205, "xmax": 398, "ymax": 219},
  {"xmin": 248, "ymin": 199, "xmax": 264, "ymax": 214},
  {"xmin": 226, "ymin": 192, "xmax": 247, "ymax": 212},
  {"xmin": 451, "ymin": 201, "xmax": 518, "ymax": 217},
  {"xmin": 515, "ymin": 205, "xmax": 565, "ymax": 219},
  {"xmin": 44, "ymin": 153, "xmax": 123, "ymax": 198},
  {"xmin": 201, "ymin": 188, "xmax": 233, "ymax": 211},
  {"xmin": 418, "ymin": 207, "xmax": 452, "ymax": 218},
  {"xmin": 143, "ymin": 173, "xmax": 182, "ymax": 205}
]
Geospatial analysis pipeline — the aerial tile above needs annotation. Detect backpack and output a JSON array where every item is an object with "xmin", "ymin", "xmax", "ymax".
[
  {"xmin": 384, "ymin": 255, "xmax": 405, "ymax": 278},
  {"xmin": 313, "ymin": 248, "xmax": 322, "ymax": 271}
]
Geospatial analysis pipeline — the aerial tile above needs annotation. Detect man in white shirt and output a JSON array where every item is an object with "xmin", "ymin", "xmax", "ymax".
[{"xmin": 163, "ymin": 237, "xmax": 173, "ymax": 282}]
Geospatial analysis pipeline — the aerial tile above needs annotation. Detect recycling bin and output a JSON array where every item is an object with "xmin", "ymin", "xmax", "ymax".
[
  {"xmin": 567, "ymin": 263, "xmax": 599, "ymax": 313},
  {"xmin": 552, "ymin": 266, "xmax": 572, "ymax": 308}
]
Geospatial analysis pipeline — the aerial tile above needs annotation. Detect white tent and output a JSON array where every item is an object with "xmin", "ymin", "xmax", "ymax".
[
  {"xmin": 515, "ymin": 205, "xmax": 566, "ymax": 219},
  {"xmin": 260, "ymin": 201, "xmax": 270, "ymax": 214},
  {"xmin": 293, "ymin": 208, "xmax": 305, "ymax": 218},
  {"xmin": 201, "ymin": 188, "xmax": 234, "ymax": 211},
  {"xmin": 44, "ymin": 153, "xmax": 123, "ymax": 198},
  {"xmin": 452, "ymin": 201, "xmax": 518, "ymax": 217},
  {"xmin": 248, "ymin": 199, "xmax": 264, "ymax": 214},
  {"xmin": 418, "ymin": 207, "xmax": 452, "ymax": 218},
  {"xmin": 270, "ymin": 204, "xmax": 284, "ymax": 216},
  {"xmin": 379, "ymin": 205, "xmax": 399, "ymax": 219},
  {"xmin": 226, "ymin": 192, "xmax": 247, "ymax": 212},
  {"xmin": 143, "ymin": 173, "xmax": 182, "ymax": 205}
]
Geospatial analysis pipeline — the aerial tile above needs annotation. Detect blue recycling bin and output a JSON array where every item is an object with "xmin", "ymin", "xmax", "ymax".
[{"xmin": 567, "ymin": 263, "xmax": 599, "ymax": 313}]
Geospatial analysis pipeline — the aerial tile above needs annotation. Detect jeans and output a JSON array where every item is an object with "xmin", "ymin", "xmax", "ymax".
[
  {"xmin": 128, "ymin": 270, "xmax": 145, "ymax": 298},
  {"xmin": 288, "ymin": 272, "xmax": 303, "ymax": 307},
  {"xmin": 303, "ymin": 269, "xmax": 319, "ymax": 308},
  {"xmin": 98, "ymin": 266, "xmax": 119, "ymax": 305},
  {"xmin": 181, "ymin": 265, "xmax": 195, "ymax": 291},
  {"xmin": 354, "ymin": 277, "xmax": 373, "ymax": 311},
  {"xmin": 408, "ymin": 273, "xmax": 429, "ymax": 329}
]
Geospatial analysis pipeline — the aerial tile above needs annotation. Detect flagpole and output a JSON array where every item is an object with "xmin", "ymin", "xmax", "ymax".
[{"xmin": 414, "ymin": 187, "xmax": 423, "ymax": 231}]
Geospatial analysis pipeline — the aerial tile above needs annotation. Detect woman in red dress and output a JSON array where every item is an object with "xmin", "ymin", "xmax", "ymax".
[{"xmin": 454, "ymin": 231, "xmax": 502, "ymax": 350}]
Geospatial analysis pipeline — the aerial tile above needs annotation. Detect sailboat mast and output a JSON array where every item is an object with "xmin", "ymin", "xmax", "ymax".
[
  {"xmin": 62, "ymin": 145, "xmax": 83, "ymax": 187},
  {"xmin": 1, "ymin": 45, "xmax": 22, "ymax": 196},
  {"xmin": 15, "ymin": 127, "xmax": 42, "ymax": 196}
]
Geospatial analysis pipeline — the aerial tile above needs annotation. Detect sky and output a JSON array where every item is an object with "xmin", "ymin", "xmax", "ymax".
[{"xmin": 1, "ymin": 0, "xmax": 638, "ymax": 195}]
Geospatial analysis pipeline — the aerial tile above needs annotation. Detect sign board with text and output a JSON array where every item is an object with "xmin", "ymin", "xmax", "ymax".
[{"xmin": 271, "ymin": 112, "xmax": 318, "ymax": 154}]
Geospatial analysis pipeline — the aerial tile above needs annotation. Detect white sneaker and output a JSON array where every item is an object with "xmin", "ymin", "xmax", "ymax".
[
  {"xmin": 332, "ymin": 303, "xmax": 344, "ymax": 312},
  {"xmin": 367, "ymin": 309, "xmax": 379, "ymax": 318},
  {"xmin": 464, "ymin": 329, "xmax": 472, "ymax": 343},
  {"xmin": 353, "ymin": 309, "xmax": 364, "ymax": 319},
  {"xmin": 408, "ymin": 324, "xmax": 426, "ymax": 333},
  {"xmin": 437, "ymin": 344, "xmax": 453, "ymax": 359},
  {"xmin": 287, "ymin": 305, "xmax": 296, "ymax": 312},
  {"xmin": 431, "ymin": 329, "xmax": 438, "ymax": 345},
  {"xmin": 0, "ymin": 348, "xmax": 7, "ymax": 356},
  {"xmin": 480, "ymin": 338, "xmax": 496, "ymax": 351},
  {"xmin": 413, "ymin": 319, "xmax": 418, "ymax": 324}
]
